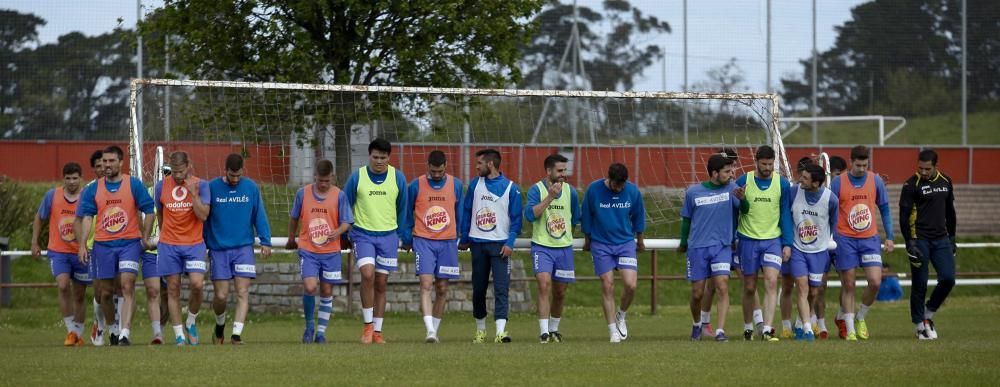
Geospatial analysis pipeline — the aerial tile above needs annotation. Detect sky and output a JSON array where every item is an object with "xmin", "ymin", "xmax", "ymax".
[{"xmin": 6, "ymin": 0, "xmax": 867, "ymax": 93}]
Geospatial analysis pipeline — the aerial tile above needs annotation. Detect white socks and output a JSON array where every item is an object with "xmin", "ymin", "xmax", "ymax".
[
  {"xmin": 186, "ymin": 311, "xmax": 198, "ymax": 327},
  {"xmin": 373, "ymin": 317, "xmax": 384, "ymax": 332},
  {"xmin": 782, "ymin": 320, "xmax": 792, "ymax": 330},
  {"xmin": 752, "ymin": 309, "xmax": 764, "ymax": 325},
  {"xmin": 539, "ymin": 319, "xmax": 549, "ymax": 335},
  {"xmin": 496, "ymin": 319, "xmax": 507, "ymax": 335},
  {"xmin": 362, "ymin": 308, "xmax": 374, "ymax": 324},
  {"xmin": 476, "ymin": 318, "xmax": 486, "ymax": 331},
  {"xmin": 120, "ymin": 328, "xmax": 130, "ymax": 339},
  {"xmin": 550, "ymin": 317, "xmax": 561, "ymax": 332},
  {"xmin": 172, "ymin": 325, "xmax": 184, "ymax": 339},
  {"xmin": 424, "ymin": 315, "xmax": 435, "ymax": 333},
  {"xmin": 233, "ymin": 322, "xmax": 244, "ymax": 336},
  {"xmin": 845, "ymin": 313, "xmax": 856, "ymax": 333},
  {"xmin": 924, "ymin": 309, "xmax": 935, "ymax": 320},
  {"xmin": 433, "ymin": 317, "xmax": 441, "ymax": 332},
  {"xmin": 151, "ymin": 321, "xmax": 162, "ymax": 337},
  {"xmin": 215, "ymin": 313, "xmax": 226, "ymax": 326},
  {"xmin": 64, "ymin": 316, "xmax": 75, "ymax": 333},
  {"xmin": 858, "ymin": 304, "xmax": 871, "ymax": 321}
]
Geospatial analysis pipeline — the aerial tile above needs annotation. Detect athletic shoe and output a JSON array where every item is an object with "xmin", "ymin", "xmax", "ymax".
[
  {"xmin": 73, "ymin": 333, "xmax": 84, "ymax": 346},
  {"xmin": 690, "ymin": 325, "xmax": 702, "ymax": 341},
  {"xmin": 856, "ymin": 319, "xmax": 869, "ymax": 340},
  {"xmin": 91, "ymin": 325, "xmax": 104, "ymax": 347},
  {"xmin": 846, "ymin": 332, "xmax": 858, "ymax": 341},
  {"xmin": 64, "ymin": 332, "xmax": 79, "ymax": 347},
  {"xmin": 186, "ymin": 324, "xmax": 200, "ymax": 346},
  {"xmin": 373, "ymin": 332, "xmax": 385, "ymax": 344},
  {"xmin": 615, "ymin": 311, "xmax": 629, "ymax": 340},
  {"xmin": 819, "ymin": 330, "xmax": 829, "ymax": 340},
  {"xmin": 214, "ymin": 324, "xmax": 225, "ymax": 344},
  {"xmin": 549, "ymin": 331, "xmax": 563, "ymax": 343},
  {"xmin": 754, "ymin": 322, "xmax": 763, "ymax": 338},
  {"xmin": 174, "ymin": 336, "xmax": 185, "ymax": 346},
  {"xmin": 110, "ymin": 333, "xmax": 119, "ymax": 346},
  {"xmin": 835, "ymin": 318, "xmax": 847, "ymax": 339},
  {"xmin": 924, "ymin": 319, "xmax": 938, "ymax": 339},
  {"xmin": 610, "ymin": 329, "xmax": 622, "ymax": 343},
  {"xmin": 151, "ymin": 335, "xmax": 163, "ymax": 345},
  {"xmin": 118, "ymin": 337, "xmax": 131, "ymax": 346},
  {"xmin": 916, "ymin": 328, "xmax": 933, "ymax": 340},
  {"xmin": 425, "ymin": 332, "xmax": 439, "ymax": 343},
  {"xmin": 794, "ymin": 327, "xmax": 804, "ymax": 340},
  {"xmin": 762, "ymin": 329, "xmax": 779, "ymax": 342},
  {"xmin": 473, "ymin": 329, "xmax": 488, "ymax": 344},
  {"xmin": 360, "ymin": 324, "xmax": 374, "ymax": 344},
  {"xmin": 812, "ymin": 324, "xmax": 820, "ymax": 336},
  {"xmin": 231, "ymin": 335, "xmax": 243, "ymax": 345},
  {"xmin": 315, "ymin": 334, "xmax": 327, "ymax": 344},
  {"xmin": 743, "ymin": 329, "xmax": 754, "ymax": 341},
  {"xmin": 539, "ymin": 332, "xmax": 551, "ymax": 344},
  {"xmin": 804, "ymin": 331, "xmax": 815, "ymax": 342},
  {"xmin": 715, "ymin": 331, "xmax": 729, "ymax": 342},
  {"xmin": 781, "ymin": 329, "xmax": 793, "ymax": 339},
  {"xmin": 302, "ymin": 328, "xmax": 315, "ymax": 344},
  {"xmin": 494, "ymin": 332, "xmax": 511, "ymax": 343},
  {"xmin": 701, "ymin": 323, "xmax": 714, "ymax": 338}
]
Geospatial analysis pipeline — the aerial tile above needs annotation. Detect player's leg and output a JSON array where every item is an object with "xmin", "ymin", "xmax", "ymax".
[
  {"xmin": 415, "ymin": 238, "xmax": 439, "ymax": 341},
  {"xmin": 780, "ymin": 271, "xmax": 795, "ymax": 339},
  {"xmin": 430, "ymin": 239, "xmax": 458, "ymax": 341},
  {"xmin": 706, "ymin": 244, "xmax": 732, "ymax": 341},
  {"xmin": 700, "ymin": 281, "xmax": 715, "ymax": 337},
  {"xmin": 54, "ymin": 271, "xmax": 77, "ymax": 346},
  {"xmin": 794, "ymin": 275, "xmax": 812, "ymax": 341},
  {"xmin": 834, "ymin": 236, "xmax": 859, "ymax": 340},
  {"xmin": 491, "ymin": 243, "xmax": 512, "ymax": 342},
  {"xmin": 839, "ymin": 267, "xmax": 857, "ymax": 340},
  {"xmin": 470, "ymin": 243, "xmax": 490, "ymax": 343},
  {"xmin": 737, "ymin": 238, "xmax": 761, "ymax": 340},
  {"xmin": 210, "ymin": 249, "xmax": 231, "ymax": 344},
  {"xmin": 372, "ymin": 271, "xmax": 389, "ymax": 342},
  {"xmin": 165, "ymin": 274, "xmax": 184, "ymax": 344},
  {"xmin": 231, "ymin": 276, "xmax": 251, "ymax": 344},
  {"xmin": 598, "ymin": 270, "xmax": 619, "ymax": 343},
  {"xmin": 371, "ymin": 233, "xmax": 399, "ymax": 343},
  {"xmin": 70, "ymin": 279, "xmax": 87, "ymax": 346},
  {"xmin": 352, "ymin": 234, "xmax": 377, "ymax": 343},
  {"xmin": 909, "ymin": 238, "xmax": 931, "ymax": 338},
  {"xmin": 712, "ymin": 274, "xmax": 730, "ymax": 341},
  {"xmin": 856, "ymin": 237, "xmax": 883, "ymax": 340},
  {"xmin": 815, "ymin": 272, "xmax": 828, "ymax": 338},
  {"xmin": 89, "ymin": 250, "xmax": 105, "ymax": 345},
  {"xmin": 761, "ymin": 265, "xmax": 781, "ymax": 341},
  {"xmin": 549, "ymin": 247, "xmax": 573, "ymax": 342},
  {"xmin": 686, "ymin": 246, "xmax": 710, "ymax": 341},
  {"xmin": 182, "ymin": 243, "xmax": 208, "ymax": 345},
  {"xmin": 616, "ymin": 241, "xmax": 639, "ymax": 324},
  {"xmin": 924, "ymin": 237, "xmax": 955, "ymax": 339},
  {"xmin": 299, "ymin": 250, "xmax": 320, "ymax": 343},
  {"xmin": 315, "ymin": 279, "xmax": 335, "ymax": 344},
  {"xmin": 115, "ymin": 241, "xmax": 141, "ymax": 345},
  {"xmin": 689, "ymin": 278, "xmax": 706, "ymax": 341},
  {"xmin": 532, "ymin": 246, "xmax": 554, "ymax": 342},
  {"xmin": 432, "ymin": 279, "xmax": 448, "ymax": 326},
  {"xmin": 140, "ymin": 251, "xmax": 162, "ymax": 344}
]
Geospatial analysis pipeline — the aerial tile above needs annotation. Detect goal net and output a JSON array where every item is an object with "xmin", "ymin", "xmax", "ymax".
[{"xmin": 128, "ymin": 79, "xmax": 789, "ymax": 242}]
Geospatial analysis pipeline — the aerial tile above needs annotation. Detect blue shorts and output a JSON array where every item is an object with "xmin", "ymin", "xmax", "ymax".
[
  {"xmin": 833, "ymin": 235, "xmax": 882, "ymax": 271},
  {"xmin": 300, "ymin": 250, "xmax": 343, "ymax": 284},
  {"xmin": 737, "ymin": 237, "xmax": 783, "ymax": 274},
  {"xmin": 92, "ymin": 240, "xmax": 143, "ymax": 280},
  {"xmin": 350, "ymin": 231, "xmax": 398, "ymax": 274},
  {"xmin": 591, "ymin": 240, "xmax": 638, "ymax": 276},
  {"xmin": 532, "ymin": 244, "xmax": 575, "ymax": 283},
  {"xmin": 413, "ymin": 237, "xmax": 460, "ymax": 279},
  {"xmin": 49, "ymin": 251, "xmax": 92, "ymax": 284},
  {"xmin": 140, "ymin": 251, "xmax": 160, "ymax": 279},
  {"xmin": 210, "ymin": 245, "xmax": 257, "ymax": 280},
  {"xmin": 790, "ymin": 249, "xmax": 830, "ymax": 287},
  {"xmin": 157, "ymin": 242, "xmax": 207, "ymax": 276},
  {"xmin": 686, "ymin": 244, "xmax": 732, "ymax": 282}
]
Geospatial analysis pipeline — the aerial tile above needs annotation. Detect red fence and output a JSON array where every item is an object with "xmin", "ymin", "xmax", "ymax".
[{"xmin": 3, "ymin": 141, "xmax": 999, "ymax": 186}]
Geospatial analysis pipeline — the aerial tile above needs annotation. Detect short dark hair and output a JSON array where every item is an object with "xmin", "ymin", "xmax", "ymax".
[
  {"xmin": 803, "ymin": 164, "xmax": 825, "ymax": 184},
  {"xmin": 718, "ymin": 147, "xmax": 738, "ymax": 161},
  {"xmin": 103, "ymin": 145, "xmax": 124, "ymax": 161},
  {"xmin": 428, "ymin": 150, "xmax": 447, "ymax": 167},
  {"xmin": 918, "ymin": 149, "xmax": 938, "ymax": 166},
  {"xmin": 797, "ymin": 156, "xmax": 815, "ymax": 172},
  {"xmin": 315, "ymin": 159, "xmax": 334, "ymax": 177},
  {"xmin": 89, "ymin": 150, "xmax": 104, "ymax": 168},
  {"xmin": 63, "ymin": 162, "xmax": 82, "ymax": 176},
  {"xmin": 368, "ymin": 138, "xmax": 392, "ymax": 155},
  {"xmin": 830, "ymin": 156, "xmax": 847, "ymax": 173},
  {"xmin": 707, "ymin": 154, "xmax": 734, "ymax": 176},
  {"xmin": 543, "ymin": 154, "xmax": 569, "ymax": 170},
  {"xmin": 225, "ymin": 153, "xmax": 244, "ymax": 172},
  {"xmin": 755, "ymin": 145, "xmax": 775, "ymax": 161},
  {"xmin": 169, "ymin": 151, "xmax": 190, "ymax": 165},
  {"xmin": 850, "ymin": 145, "xmax": 870, "ymax": 161},
  {"xmin": 475, "ymin": 149, "xmax": 502, "ymax": 169},
  {"xmin": 608, "ymin": 163, "xmax": 628, "ymax": 184}
]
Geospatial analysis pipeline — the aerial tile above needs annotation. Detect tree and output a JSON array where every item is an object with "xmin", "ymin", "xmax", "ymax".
[
  {"xmin": 0, "ymin": 10, "xmax": 46, "ymax": 133},
  {"xmin": 139, "ymin": 0, "xmax": 544, "ymax": 183},
  {"xmin": 693, "ymin": 57, "xmax": 747, "ymax": 93}
]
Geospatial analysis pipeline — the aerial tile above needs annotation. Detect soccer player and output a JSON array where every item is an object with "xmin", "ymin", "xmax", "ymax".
[
  {"xmin": 582, "ymin": 163, "xmax": 646, "ymax": 343},
  {"xmin": 524, "ymin": 154, "xmax": 580, "ymax": 343},
  {"xmin": 459, "ymin": 149, "xmax": 522, "ymax": 343},
  {"xmin": 830, "ymin": 145, "xmax": 895, "ymax": 341},
  {"xmin": 899, "ymin": 149, "xmax": 956, "ymax": 340},
  {"xmin": 155, "ymin": 151, "xmax": 211, "ymax": 346},
  {"xmin": 401, "ymin": 150, "xmax": 463, "ymax": 343},
  {"xmin": 287, "ymin": 160, "xmax": 353, "ymax": 344},
  {"xmin": 345, "ymin": 138, "xmax": 408, "ymax": 344},
  {"xmin": 814, "ymin": 155, "xmax": 847, "ymax": 339},
  {"xmin": 788, "ymin": 164, "xmax": 839, "ymax": 342},
  {"xmin": 207, "ymin": 153, "xmax": 272, "ymax": 345},
  {"xmin": 780, "ymin": 156, "xmax": 816, "ymax": 339},
  {"xmin": 734, "ymin": 145, "xmax": 794, "ymax": 342},
  {"xmin": 76, "ymin": 145, "xmax": 156, "ymax": 346},
  {"xmin": 32, "ymin": 162, "xmax": 91, "ymax": 346},
  {"xmin": 698, "ymin": 147, "xmax": 746, "ymax": 337},
  {"xmin": 82, "ymin": 149, "xmax": 111, "ymax": 346},
  {"xmin": 679, "ymin": 154, "xmax": 739, "ymax": 342}
]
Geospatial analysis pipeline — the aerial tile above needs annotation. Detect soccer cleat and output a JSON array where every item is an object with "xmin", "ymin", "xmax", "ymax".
[
  {"xmin": 794, "ymin": 327, "xmax": 804, "ymax": 340},
  {"xmin": 549, "ymin": 331, "xmax": 563, "ymax": 343},
  {"xmin": 846, "ymin": 332, "xmax": 858, "ymax": 341},
  {"xmin": 762, "ymin": 329, "xmax": 779, "ymax": 342},
  {"xmin": 214, "ymin": 324, "xmax": 226, "ymax": 344},
  {"xmin": 494, "ymin": 332, "xmax": 511, "ymax": 343},
  {"xmin": 302, "ymin": 328, "xmax": 315, "ymax": 344},
  {"xmin": 110, "ymin": 333, "xmax": 119, "ymax": 346},
  {"xmin": 856, "ymin": 319, "xmax": 869, "ymax": 340},
  {"xmin": 231, "ymin": 335, "xmax": 243, "ymax": 345},
  {"xmin": 90, "ymin": 323, "xmax": 98, "ymax": 344},
  {"xmin": 812, "ymin": 324, "xmax": 820, "ymax": 336},
  {"xmin": 425, "ymin": 332, "xmax": 439, "ymax": 343},
  {"xmin": 616, "ymin": 312, "xmax": 629, "ymax": 340},
  {"xmin": 539, "ymin": 332, "xmax": 550, "ymax": 344},
  {"xmin": 73, "ymin": 333, "xmax": 85, "ymax": 346},
  {"xmin": 690, "ymin": 326, "xmax": 702, "ymax": 341},
  {"xmin": 701, "ymin": 323, "xmax": 714, "ymax": 338},
  {"xmin": 360, "ymin": 324, "xmax": 374, "ymax": 344},
  {"xmin": 91, "ymin": 326, "xmax": 104, "ymax": 347},
  {"xmin": 715, "ymin": 331, "xmax": 729, "ymax": 342},
  {"xmin": 743, "ymin": 329, "xmax": 754, "ymax": 341},
  {"xmin": 186, "ymin": 324, "xmax": 200, "ymax": 346},
  {"xmin": 118, "ymin": 337, "xmax": 131, "ymax": 346},
  {"xmin": 835, "ymin": 318, "xmax": 847, "ymax": 339},
  {"xmin": 804, "ymin": 331, "xmax": 815, "ymax": 342},
  {"xmin": 610, "ymin": 329, "xmax": 622, "ymax": 343},
  {"xmin": 64, "ymin": 332, "xmax": 79, "ymax": 347},
  {"xmin": 916, "ymin": 328, "xmax": 933, "ymax": 340},
  {"xmin": 373, "ymin": 332, "xmax": 386, "ymax": 344},
  {"xmin": 151, "ymin": 336, "xmax": 163, "ymax": 345},
  {"xmin": 175, "ymin": 336, "xmax": 185, "ymax": 346},
  {"xmin": 473, "ymin": 330, "xmax": 488, "ymax": 344},
  {"xmin": 315, "ymin": 334, "xmax": 327, "ymax": 344},
  {"xmin": 924, "ymin": 319, "xmax": 938, "ymax": 339},
  {"xmin": 754, "ymin": 322, "xmax": 763, "ymax": 338},
  {"xmin": 781, "ymin": 329, "xmax": 793, "ymax": 339},
  {"xmin": 819, "ymin": 330, "xmax": 829, "ymax": 340}
]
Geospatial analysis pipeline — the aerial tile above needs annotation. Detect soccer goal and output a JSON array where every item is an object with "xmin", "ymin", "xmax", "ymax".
[{"xmin": 128, "ymin": 79, "xmax": 789, "ymax": 242}]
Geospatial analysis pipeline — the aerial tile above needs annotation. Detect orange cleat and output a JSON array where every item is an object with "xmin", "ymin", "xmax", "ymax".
[
  {"xmin": 373, "ymin": 332, "xmax": 385, "ymax": 344},
  {"xmin": 360, "ymin": 323, "xmax": 374, "ymax": 344}
]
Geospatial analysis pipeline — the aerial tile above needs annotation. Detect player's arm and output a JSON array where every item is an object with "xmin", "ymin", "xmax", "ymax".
[
  {"xmin": 400, "ymin": 180, "xmax": 419, "ymax": 249},
  {"xmin": 580, "ymin": 186, "xmax": 593, "ymax": 251},
  {"xmin": 154, "ymin": 181, "xmax": 164, "ymax": 240},
  {"xmin": 189, "ymin": 180, "xmax": 211, "ymax": 221},
  {"xmin": 504, "ymin": 185, "xmax": 523, "ymax": 254},
  {"xmin": 31, "ymin": 190, "xmax": 54, "ymax": 257},
  {"xmin": 945, "ymin": 176, "xmax": 957, "ymax": 254},
  {"xmin": 735, "ymin": 175, "xmax": 750, "ymax": 214},
  {"xmin": 631, "ymin": 185, "xmax": 646, "ymax": 252},
  {"xmin": 394, "ymin": 169, "xmax": 408, "ymax": 238},
  {"xmin": 570, "ymin": 188, "xmax": 582, "ymax": 230},
  {"xmin": 779, "ymin": 177, "xmax": 794, "ymax": 248},
  {"xmin": 286, "ymin": 188, "xmax": 303, "ymax": 249},
  {"xmin": 454, "ymin": 178, "xmax": 464, "ymax": 236},
  {"xmin": 678, "ymin": 190, "xmax": 693, "ymax": 253},
  {"xmin": 458, "ymin": 178, "xmax": 476, "ymax": 248},
  {"xmin": 335, "ymin": 190, "xmax": 355, "ymax": 238},
  {"xmin": 252, "ymin": 185, "xmax": 272, "ymax": 258},
  {"xmin": 874, "ymin": 175, "xmax": 895, "ymax": 250},
  {"xmin": 828, "ymin": 192, "xmax": 840, "ymax": 235},
  {"xmin": 898, "ymin": 179, "xmax": 916, "ymax": 243},
  {"xmin": 74, "ymin": 184, "xmax": 97, "ymax": 264}
]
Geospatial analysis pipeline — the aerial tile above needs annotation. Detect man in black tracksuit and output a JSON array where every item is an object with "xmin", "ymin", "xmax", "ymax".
[{"xmin": 899, "ymin": 149, "xmax": 956, "ymax": 340}]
